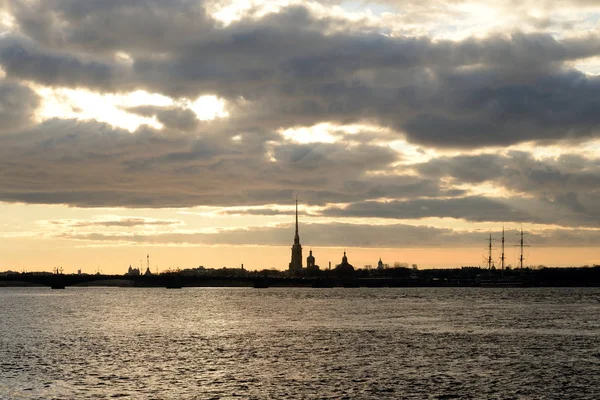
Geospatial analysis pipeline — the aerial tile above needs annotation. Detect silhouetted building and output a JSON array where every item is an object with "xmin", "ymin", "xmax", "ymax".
[
  {"xmin": 306, "ymin": 249, "xmax": 320, "ymax": 274},
  {"xmin": 377, "ymin": 258, "xmax": 384, "ymax": 270},
  {"xmin": 335, "ymin": 251, "xmax": 355, "ymax": 275},
  {"xmin": 126, "ymin": 265, "xmax": 141, "ymax": 276},
  {"xmin": 307, "ymin": 250, "xmax": 315, "ymax": 268},
  {"xmin": 144, "ymin": 266, "xmax": 152, "ymax": 276},
  {"xmin": 289, "ymin": 198, "xmax": 303, "ymax": 272}
]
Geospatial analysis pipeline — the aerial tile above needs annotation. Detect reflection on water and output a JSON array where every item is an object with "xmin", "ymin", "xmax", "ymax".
[{"xmin": 1, "ymin": 288, "xmax": 599, "ymax": 399}]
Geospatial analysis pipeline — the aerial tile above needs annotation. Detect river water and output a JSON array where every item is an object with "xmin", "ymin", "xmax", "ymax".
[{"xmin": 0, "ymin": 287, "xmax": 598, "ymax": 399}]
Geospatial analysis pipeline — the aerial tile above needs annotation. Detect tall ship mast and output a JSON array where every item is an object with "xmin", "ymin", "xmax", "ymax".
[
  {"xmin": 519, "ymin": 227, "xmax": 524, "ymax": 271},
  {"xmin": 500, "ymin": 226, "xmax": 505, "ymax": 272},
  {"xmin": 487, "ymin": 233, "xmax": 493, "ymax": 270},
  {"xmin": 516, "ymin": 227, "xmax": 530, "ymax": 273}
]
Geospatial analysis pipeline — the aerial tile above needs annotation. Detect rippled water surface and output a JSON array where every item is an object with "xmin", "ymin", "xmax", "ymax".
[{"xmin": 1, "ymin": 287, "xmax": 599, "ymax": 399}]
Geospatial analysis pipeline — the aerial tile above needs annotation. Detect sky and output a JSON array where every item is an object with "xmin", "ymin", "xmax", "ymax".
[{"xmin": 1, "ymin": 0, "xmax": 600, "ymax": 273}]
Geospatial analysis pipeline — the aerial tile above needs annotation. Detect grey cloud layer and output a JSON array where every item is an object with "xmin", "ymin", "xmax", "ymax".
[
  {"xmin": 0, "ymin": 119, "xmax": 414, "ymax": 207},
  {"xmin": 47, "ymin": 217, "xmax": 183, "ymax": 228},
  {"xmin": 415, "ymin": 151, "xmax": 600, "ymax": 224},
  {"xmin": 317, "ymin": 151, "xmax": 600, "ymax": 227},
  {"xmin": 4, "ymin": 118, "xmax": 597, "ymax": 227},
  {"xmin": 9, "ymin": 0, "xmax": 212, "ymax": 55},
  {"xmin": 0, "ymin": 80, "xmax": 39, "ymax": 133},
  {"xmin": 0, "ymin": 35, "xmax": 122, "ymax": 91},
  {"xmin": 323, "ymin": 197, "xmax": 536, "ymax": 223},
  {"xmin": 2, "ymin": 2, "xmax": 600, "ymax": 147},
  {"xmin": 0, "ymin": 1, "xmax": 599, "ymax": 236},
  {"xmin": 55, "ymin": 222, "xmax": 600, "ymax": 249}
]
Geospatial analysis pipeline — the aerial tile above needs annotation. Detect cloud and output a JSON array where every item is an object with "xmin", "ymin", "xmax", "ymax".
[
  {"xmin": 0, "ymin": 119, "xmax": 415, "ymax": 208},
  {"xmin": 0, "ymin": 0, "xmax": 598, "ymax": 238},
  {"xmin": 0, "ymin": 114, "xmax": 597, "ymax": 229},
  {"xmin": 416, "ymin": 151, "xmax": 600, "ymax": 190},
  {"xmin": 400, "ymin": 68, "xmax": 600, "ymax": 148},
  {"xmin": 3, "ymin": 2, "xmax": 600, "ymax": 147},
  {"xmin": 0, "ymin": 34, "xmax": 122, "ymax": 91},
  {"xmin": 322, "ymin": 196, "xmax": 540, "ymax": 223},
  {"xmin": 53, "ymin": 221, "xmax": 600, "ymax": 248},
  {"xmin": 132, "ymin": 28, "xmax": 600, "ymax": 148},
  {"xmin": 0, "ymin": 79, "xmax": 39, "ymax": 133},
  {"xmin": 416, "ymin": 151, "xmax": 600, "ymax": 202},
  {"xmin": 409, "ymin": 151, "xmax": 600, "ymax": 226},
  {"xmin": 127, "ymin": 105, "xmax": 200, "ymax": 132},
  {"xmin": 7, "ymin": 0, "xmax": 213, "ymax": 55},
  {"xmin": 45, "ymin": 217, "xmax": 183, "ymax": 228},
  {"xmin": 219, "ymin": 208, "xmax": 311, "ymax": 216}
]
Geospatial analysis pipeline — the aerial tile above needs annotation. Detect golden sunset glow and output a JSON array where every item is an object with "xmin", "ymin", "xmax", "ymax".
[{"xmin": 0, "ymin": 0, "xmax": 599, "ymax": 273}]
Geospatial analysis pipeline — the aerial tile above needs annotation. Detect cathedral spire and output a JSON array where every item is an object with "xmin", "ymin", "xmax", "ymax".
[
  {"xmin": 293, "ymin": 196, "xmax": 300, "ymax": 245},
  {"xmin": 289, "ymin": 196, "xmax": 303, "ymax": 272},
  {"xmin": 295, "ymin": 196, "xmax": 299, "ymax": 238}
]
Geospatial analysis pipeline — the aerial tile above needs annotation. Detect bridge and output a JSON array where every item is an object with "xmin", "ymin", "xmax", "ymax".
[
  {"xmin": 2, "ymin": 266, "xmax": 599, "ymax": 288},
  {"xmin": 0, "ymin": 273, "xmax": 449, "ymax": 289}
]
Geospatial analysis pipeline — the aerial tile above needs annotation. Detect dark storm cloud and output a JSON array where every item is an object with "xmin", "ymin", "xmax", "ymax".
[
  {"xmin": 13, "ymin": 0, "xmax": 596, "ymax": 67},
  {"xmin": 0, "ymin": 35, "xmax": 121, "ymax": 91},
  {"xmin": 0, "ymin": 119, "xmax": 425, "ymax": 208},
  {"xmin": 7, "ymin": 0, "xmax": 213, "ymax": 55},
  {"xmin": 0, "ymin": 79, "xmax": 39, "ymax": 133},
  {"xmin": 118, "ymin": 30, "xmax": 600, "ymax": 147},
  {"xmin": 3, "ymin": 2, "xmax": 600, "ymax": 147},
  {"xmin": 400, "ymin": 69, "xmax": 600, "ymax": 148}
]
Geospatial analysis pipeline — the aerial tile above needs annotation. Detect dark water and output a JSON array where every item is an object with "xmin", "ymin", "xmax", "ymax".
[{"xmin": 0, "ymin": 287, "xmax": 598, "ymax": 399}]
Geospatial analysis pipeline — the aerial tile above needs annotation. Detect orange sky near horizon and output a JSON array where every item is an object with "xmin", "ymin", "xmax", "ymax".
[
  {"xmin": 1, "ymin": 237, "xmax": 598, "ymax": 274},
  {"xmin": 1, "ymin": 1, "xmax": 600, "ymax": 274}
]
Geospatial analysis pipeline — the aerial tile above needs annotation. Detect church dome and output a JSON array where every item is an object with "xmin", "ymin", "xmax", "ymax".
[{"xmin": 335, "ymin": 251, "xmax": 354, "ymax": 275}]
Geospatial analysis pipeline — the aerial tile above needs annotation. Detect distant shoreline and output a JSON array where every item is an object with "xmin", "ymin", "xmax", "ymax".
[
  {"xmin": 2, "ymin": 279, "xmax": 599, "ymax": 289},
  {"xmin": 1, "ymin": 265, "xmax": 598, "ymax": 289}
]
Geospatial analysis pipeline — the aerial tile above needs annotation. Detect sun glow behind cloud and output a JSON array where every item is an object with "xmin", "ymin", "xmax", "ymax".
[
  {"xmin": 280, "ymin": 122, "xmax": 396, "ymax": 143},
  {"xmin": 280, "ymin": 123, "xmax": 338, "ymax": 143},
  {"xmin": 210, "ymin": 0, "xmax": 295, "ymax": 25},
  {"xmin": 34, "ymin": 87, "xmax": 172, "ymax": 131},
  {"xmin": 32, "ymin": 86, "xmax": 230, "ymax": 132},
  {"xmin": 1, "ymin": 0, "xmax": 600, "ymax": 272},
  {"xmin": 186, "ymin": 95, "xmax": 230, "ymax": 121}
]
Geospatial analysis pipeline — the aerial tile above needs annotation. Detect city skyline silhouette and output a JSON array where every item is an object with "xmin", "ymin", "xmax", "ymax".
[{"xmin": 0, "ymin": 1, "xmax": 599, "ymax": 273}]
